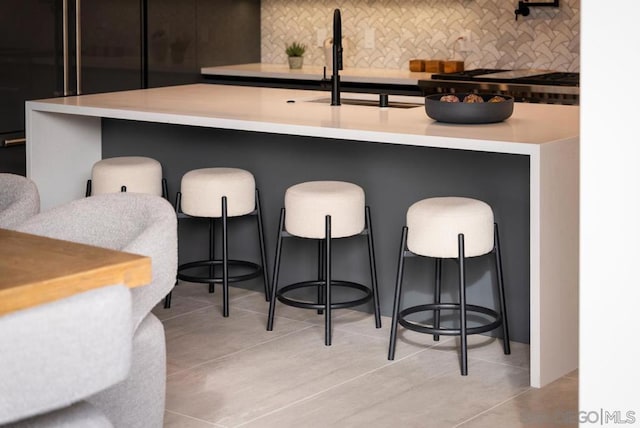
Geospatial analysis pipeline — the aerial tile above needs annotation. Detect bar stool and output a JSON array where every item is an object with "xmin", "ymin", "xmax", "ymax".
[
  {"xmin": 86, "ymin": 156, "xmax": 167, "ymax": 197},
  {"xmin": 388, "ymin": 196, "xmax": 510, "ymax": 375},
  {"xmin": 165, "ymin": 167, "xmax": 269, "ymax": 317},
  {"xmin": 267, "ymin": 180, "xmax": 382, "ymax": 345}
]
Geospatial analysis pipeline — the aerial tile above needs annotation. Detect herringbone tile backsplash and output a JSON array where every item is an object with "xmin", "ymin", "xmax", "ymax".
[{"xmin": 261, "ymin": 0, "xmax": 579, "ymax": 71}]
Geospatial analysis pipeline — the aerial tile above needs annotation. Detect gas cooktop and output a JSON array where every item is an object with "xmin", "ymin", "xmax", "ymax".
[
  {"xmin": 420, "ymin": 68, "xmax": 580, "ymax": 105},
  {"xmin": 431, "ymin": 69, "xmax": 579, "ymax": 87}
]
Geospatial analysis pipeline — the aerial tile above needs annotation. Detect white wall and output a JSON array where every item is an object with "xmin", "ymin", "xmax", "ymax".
[{"xmin": 581, "ymin": 0, "xmax": 640, "ymax": 424}]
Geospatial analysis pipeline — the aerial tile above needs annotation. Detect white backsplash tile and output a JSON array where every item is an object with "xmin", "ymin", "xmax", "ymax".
[{"xmin": 261, "ymin": 0, "xmax": 579, "ymax": 71}]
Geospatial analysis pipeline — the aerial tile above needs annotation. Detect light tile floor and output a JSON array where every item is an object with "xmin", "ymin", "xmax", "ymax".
[{"xmin": 153, "ymin": 282, "xmax": 578, "ymax": 428}]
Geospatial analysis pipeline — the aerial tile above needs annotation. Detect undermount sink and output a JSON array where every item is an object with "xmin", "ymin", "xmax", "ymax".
[{"xmin": 304, "ymin": 97, "xmax": 423, "ymax": 109}]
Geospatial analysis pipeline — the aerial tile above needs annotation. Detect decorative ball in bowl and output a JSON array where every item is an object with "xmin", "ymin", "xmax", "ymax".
[{"xmin": 424, "ymin": 93, "xmax": 514, "ymax": 124}]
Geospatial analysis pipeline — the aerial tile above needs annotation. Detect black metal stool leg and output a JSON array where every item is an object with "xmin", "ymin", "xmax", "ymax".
[
  {"xmin": 494, "ymin": 223, "xmax": 511, "ymax": 355},
  {"xmin": 388, "ymin": 226, "xmax": 408, "ymax": 360},
  {"xmin": 317, "ymin": 240, "xmax": 325, "ymax": 315},
  {"xmin": 163, "ymin": 277, "xmax": 179, "ymax": 309},
  {"xmin": 267, "ymin": 208, "xmax": 285, "ymax": 331},
  {"xmin": 255, "ymin": 189, "xmax": 270, "ymax": 301},
  {"xmin": 163, "ymin": 290, "xmax": 172, "ymax": 308},
  {"xmin": 433, "ymin": 258, "xmax": 442, "ymax": 341},
  {"xmin": 365, "ymin": 206, "xmax": 382, "ymax": 329},
  {"xmin": 458, "ymin": 233, "xmax": 468, "ymax": 376},
  {"xmin": 162, "ymin": 178, "xmax": 168, "ymax": 199},
  {"xmin": 85, "ymin": 180, "xmax": 92, "ymax": 197},
  {"xmin": 324, "ymin": 215, "xmax": 332, "ymax": 346},
  {"xmin": 175, "ymin": 191, "xmax": 182, "ymax": 215},
  {"xmin": 222, "ymin": 196, "xmax": 229, "ymax": 317},
  {"xmin": 208, "ymin": 217, "xmax": 215, "ymax": 293}
]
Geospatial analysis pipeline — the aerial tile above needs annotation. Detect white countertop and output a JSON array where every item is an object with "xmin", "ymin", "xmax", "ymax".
[
  {"xmin": 27, "ymin": 84, "xmax": 579, "ymax": 156},
  {"xmin": 201, "ymin": 63, "xmax": 433, "ymax": 86}
]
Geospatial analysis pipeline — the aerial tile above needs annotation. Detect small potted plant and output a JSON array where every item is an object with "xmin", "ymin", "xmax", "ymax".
[{"xmin": 285, "ymin": 41, "xmax": 306, "ymax": 69}]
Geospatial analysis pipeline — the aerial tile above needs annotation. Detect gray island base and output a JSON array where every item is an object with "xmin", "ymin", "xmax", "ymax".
[{"xmin": 26, "ymin": 84, "xmax": 579, "ymax": 388}]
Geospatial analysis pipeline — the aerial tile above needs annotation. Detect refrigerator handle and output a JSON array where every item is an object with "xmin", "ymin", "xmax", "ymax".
[
  {"xmin": 76, "ymin": 0, "xmax": 82, "ymax": 95},
  {"xmin": 63, "ymin": 0, "xmax": 69, "ymax": 96}
]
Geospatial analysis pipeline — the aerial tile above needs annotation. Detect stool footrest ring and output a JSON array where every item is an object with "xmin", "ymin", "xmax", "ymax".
[
  {"xmin": 399, "ymin": 303, "xmax": 502, "ymax": 336},
  {"xmin": 277, "ymin": 280, "xmax": 372, "ymax": 310},
  {"xmin": 177, "ymin": 259, "xmax": 262, "ymax": 284}
]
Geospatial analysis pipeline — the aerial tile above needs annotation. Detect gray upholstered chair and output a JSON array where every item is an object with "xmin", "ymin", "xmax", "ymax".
[
  {"xmin": 15, "ymin": 193, "xmax": 178, "ymax": 428},
  {"xmin": 0, "ymin": 173, "xmax": 39, "ymax": 229},
  {"xmin": 0, "ymin": 284, "xmax": 133, "ymax": 427}
]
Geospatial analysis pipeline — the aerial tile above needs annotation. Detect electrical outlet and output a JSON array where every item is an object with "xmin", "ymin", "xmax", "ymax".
[
  {"xmin": 317, "ymin": 28, "xmax": 327, "ymax": 47},
  {"xmin": 458, "ymin": 30, "xmax": 472, "ymax": 52},
  {"xmin": 365, "ymin": 28, "xmax": 375, "ymax": 49}
]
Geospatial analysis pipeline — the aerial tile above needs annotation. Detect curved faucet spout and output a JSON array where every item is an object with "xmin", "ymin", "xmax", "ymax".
[{"xmin": 331, "ymin": 8, "xmax": 342, "ymax": 106}]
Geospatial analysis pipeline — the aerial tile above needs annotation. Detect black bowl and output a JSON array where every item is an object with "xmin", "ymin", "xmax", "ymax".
[{"xmin": 424, "ymin": 93, "xmax": 514, "ymax": 124}]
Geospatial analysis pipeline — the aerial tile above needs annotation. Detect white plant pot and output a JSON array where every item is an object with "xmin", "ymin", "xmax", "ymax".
[{"xmin": 288, "ymin": 56, "xmax": 304, "ymax": 69}]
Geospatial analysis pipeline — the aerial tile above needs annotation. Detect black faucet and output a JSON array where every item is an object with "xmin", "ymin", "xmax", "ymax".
[{"xmin": 330, "ymin": 8, "xmax": 342, "ymax": 106}]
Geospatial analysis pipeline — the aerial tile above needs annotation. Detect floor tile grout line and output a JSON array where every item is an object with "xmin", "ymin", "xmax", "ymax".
[
  {"xmin": 465, "ymin": 355, "xmax": 531, "ymax": 372},
  {"xmin": 331, "ymin": 326, "xmax": 459, "ymax": 350},
  {"xmin": 233, "ymin": 361, "xmax": 420, "ymax": 428},
  {"xmin": 231, "ymin": 297, "xmax": 392, "ymax": 326},
  {"xmin": 166, "ymin": 324, "xmax": 316, "ymax": 378},
  {"xmin": 156, "ymin": 290, "xmax": 275, "ymax": 322},
  {"xmin": 236, "ymin": 304, "xmax": 367, "ymax": 325},
  {"xmin": 427, "ymin": 343, "xmax": 531, "ymax": 372},
  {"xmin": 226, "ymin": 302, "xmax": 463, "ymax": 351},
  {"xmin": 155, "ymin": 302, "xmax": 218, "ymax": 322},
  {"xmin": 236, "ymin": 306, "xmax": 478, "ymax": 349},
  {"xmin": 452, "ymin": 387, "xmax": 533, "ymax": 427},
  {"xmin": 232, "ymin": 346, "xmax": 445, "ymax": 428},
  {"xmin": 165, "ymin": 410, "xmax": 225, "ymax": 427},
  {"xmin": 230, "ymin": 306, "xmax": 324, "ymax": 326}
]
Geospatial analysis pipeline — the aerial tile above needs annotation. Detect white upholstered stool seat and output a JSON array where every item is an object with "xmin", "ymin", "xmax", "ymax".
[
  {"xmin": 267, "ymin": 180, "xmax": 381, "ymax": 346},
  {"xmin": 87, "ymin": 156, "xmax": 165, "ymax": 196},
  {"xmin": 388, "ymin": 196, "xmax": 510, "ymax": 376},
  {"xmin": 284, "ymin": 181, "xmax": 365, "ymax": 239},
  {"xmin": 407, "ymin": 197, "xmax": 494, "ymax": 258},
  {"xmin": 180, "ymin": 168, "xmax": 255, "ymax": 218},
  {"xmin": 166, "ymin": 167, "xmax": 268, "ymax": 317}
]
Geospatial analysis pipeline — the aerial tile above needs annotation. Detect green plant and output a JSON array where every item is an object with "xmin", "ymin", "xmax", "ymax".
[{"xmin": 285, "ymin": 41, "xmax": 306, "ymax": 57}]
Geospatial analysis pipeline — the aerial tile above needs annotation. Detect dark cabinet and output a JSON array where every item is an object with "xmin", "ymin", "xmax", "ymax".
[
  {"xmin": 0, "ymin": 0, "xmax": 261, "ymax": 174},
  {"xmin": 147, "ymin": 0, "xmax": 260, "ymax": 87},
  {"xmin": 0, "ymin": 0, "xmax": 143, "ymax": 175}
]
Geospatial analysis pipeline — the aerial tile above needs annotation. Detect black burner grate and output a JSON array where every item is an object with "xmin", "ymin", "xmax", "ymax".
[
  {"xmin": 431, "ymin": 69, "xmax": 507, "ymax": 80},
  {"xmin": 431, "ymin": 69, "xmax": 579, "ymax": 87}
]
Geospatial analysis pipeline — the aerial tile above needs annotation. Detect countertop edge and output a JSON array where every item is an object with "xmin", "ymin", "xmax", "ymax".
[{"xmin": 25, "ymin": 84, "xmax": 579, "ymax": 157}]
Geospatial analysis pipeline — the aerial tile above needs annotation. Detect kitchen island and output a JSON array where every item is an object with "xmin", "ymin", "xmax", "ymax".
[{"xmin": 25, "ymin": 84, "xmax": 578, "ymax": 388}]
